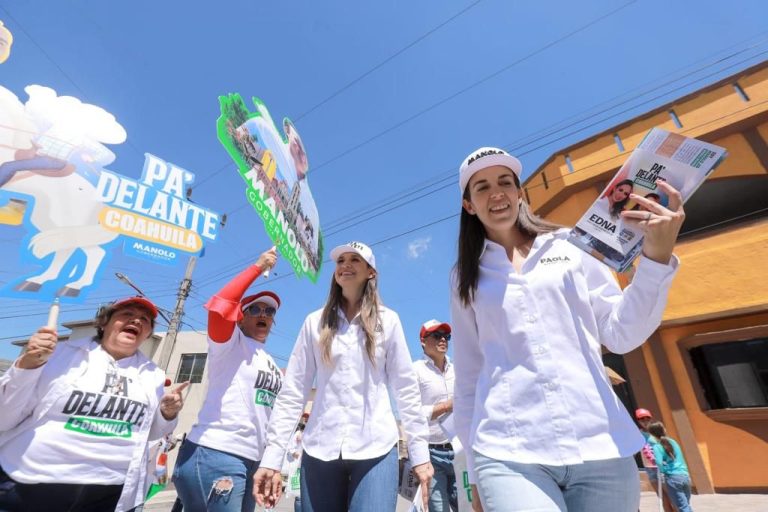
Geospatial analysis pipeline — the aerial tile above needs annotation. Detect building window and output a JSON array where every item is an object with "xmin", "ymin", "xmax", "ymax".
[
  {"xmin": 176, "ymin": 353, "xmax": 207, "ymax": 383},
  {"xmin": 733, "ymin": 82, "xmax": 750, "ymax": 102},
  {"xmin": 668, "ymin": 109, "xmax": 683, "ymax": 129},
  {"xmin": 690, "ymin": 338, "xmax": 768, "ymax": 409}
]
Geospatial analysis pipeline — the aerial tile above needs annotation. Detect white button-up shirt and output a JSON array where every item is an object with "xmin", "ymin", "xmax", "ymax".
[
  {"xmin": 260, "ymin": 306, "xmax": 430, "ymax": 470},
  {"xmin": 413, "ymin": 356, "xmax": 455, "ymax": 444},
  {"xmin": 450, "ymin": 229, "xmax": 678, "ymax": 482}
]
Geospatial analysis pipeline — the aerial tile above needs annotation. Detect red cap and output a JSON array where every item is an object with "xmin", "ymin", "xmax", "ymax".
[
  {"xmin": 635, "ymin": 408, "xmax": 652, "ymax": 420},
  {"xmin": 240, "ymin": 291, "xmax": 281, "ymax": 312},
  {"xmin": 112, "ymin": 296, "xmax": 158, "ymax": 320},
  {"xmin": 420, "ymin": 319, "xmax": 451, "ymax": 339}
]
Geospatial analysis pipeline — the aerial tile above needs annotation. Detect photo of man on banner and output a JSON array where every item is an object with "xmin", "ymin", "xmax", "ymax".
[{"xmin": 217, "ymin": 94, "xmax": 323, "ymax": 282}]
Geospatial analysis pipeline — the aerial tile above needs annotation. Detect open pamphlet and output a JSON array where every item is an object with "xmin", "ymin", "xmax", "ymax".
[{"xmin": 568, "ymin": 128, "xmax": 727, "ymax": 271}]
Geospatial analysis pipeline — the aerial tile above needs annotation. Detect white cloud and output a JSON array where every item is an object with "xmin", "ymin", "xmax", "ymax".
[{"xmin": 407, "ymin": 236, "xmax": 431, "ymax": 259}]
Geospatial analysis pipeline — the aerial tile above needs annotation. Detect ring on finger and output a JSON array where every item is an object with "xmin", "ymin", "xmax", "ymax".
[{"xmin": 645, "ymin": 212, "xmax": 651, "ymax": 221}]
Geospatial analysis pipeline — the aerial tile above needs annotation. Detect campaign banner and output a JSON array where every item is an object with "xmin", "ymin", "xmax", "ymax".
[
  {"xmin": 0, "ymin": 85, "xmax": 221, "ymax": 302},
  {"xmin": 216, "ymin": 94, "xmax": 323, "ymax": 282}
]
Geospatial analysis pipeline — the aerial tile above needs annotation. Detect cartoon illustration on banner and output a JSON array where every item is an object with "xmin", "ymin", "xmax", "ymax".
[
  {"xmin": 0, "ymin": 85, "xmax": 221, "ymax": 302},
  {"xmin": 216, "ymin": 94, "xmax": 322, "ymax": 282}
]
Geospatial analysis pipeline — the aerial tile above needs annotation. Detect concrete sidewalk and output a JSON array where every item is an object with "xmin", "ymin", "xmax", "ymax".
[{"xmin": 145, "ymin": 489, "xmax": 767, "ymax": 511}]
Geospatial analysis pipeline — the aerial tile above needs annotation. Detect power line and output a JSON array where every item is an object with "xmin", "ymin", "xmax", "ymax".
[
  {"xmin": 293, "ymin": 0, "xmax": 484, "ymax": 122},
  {"xmin": 220, "ymin": 7, "xmax": 767, "ymax": 227},
  {"xmin": 202, "ymin": 0, "xmax": 637, "ymax": 208},
  {"xmin": 191, "ymin": 94, "xmax": 768, "ymax": 290},
  {"xmin": 3, "ymin": 202, "xmax": 765, "ymax": 346},
  {"xmin": 307, "ymin": 1, "xmax": 638, "ymax": 174},
  {"xmin": 190, "ymin": 1, "xmax": 483, "ymax": 191},
  {"xmin": 204, "ymin": 51, "xmax": 766, "ymax": 279},
  {"xmin": 0, "ymin": 6, "xmax": 149, "ymax": 161}
]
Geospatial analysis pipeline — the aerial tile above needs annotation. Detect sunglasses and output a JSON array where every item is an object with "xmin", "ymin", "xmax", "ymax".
[
  {"xmin": 243, "ymin": 304, "xmax": 277, "ymax": 318},
  {"xmin": 426, "ymin": 331, "xmax": 451, "ymax": 341}
]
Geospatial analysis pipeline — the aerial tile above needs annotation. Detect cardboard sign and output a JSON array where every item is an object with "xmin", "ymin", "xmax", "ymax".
[
  {"xmin": 216, "ymin": 94, "xmax": 323, "ymax": 282},
  {"xmin": 0, "ymin": 85, "xmax": 221, "ymax": 302}
]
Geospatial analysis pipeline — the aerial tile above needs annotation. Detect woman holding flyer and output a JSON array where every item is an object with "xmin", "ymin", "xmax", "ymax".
[
  {"xmin": 451, "ymin": 147, "xmax": 684, "ymax": 511},
  {"xmin": 173, "ymin": 248, "xmax": 282, "ymax": 512},
  {"xmin": 253, "ymin": 241, "xmax": 433, "ymax": 512}
]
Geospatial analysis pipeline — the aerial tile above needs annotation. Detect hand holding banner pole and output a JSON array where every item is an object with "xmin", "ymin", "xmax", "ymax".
[
  {"xmin": 46, "ymin": 298, "xmax": 60, "ymax": 330},
  {"xmin": 263, "ymin": 243, "xmax": 278, "ymax": 279}
]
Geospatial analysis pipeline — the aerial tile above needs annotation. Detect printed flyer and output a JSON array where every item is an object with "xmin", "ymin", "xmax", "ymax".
[{"xmin": 568, "ymin": 128, "xmax": 727, "ymax": 271}]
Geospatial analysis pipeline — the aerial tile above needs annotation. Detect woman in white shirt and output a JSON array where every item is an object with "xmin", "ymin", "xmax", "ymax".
[
  {"xmin": 451, "ymin": 147, "xmax": 684, "ymax": 512},
  {"xmin": 173, "ymin": 248, "xmax": 281, "ymax": 512},
  {"xmin": 0, "ymin": 296, "xmax": 185, "ymax": 512},
  {"xmin": 253, "ymin": 241, "xmax": 433, "ymax": 512}
]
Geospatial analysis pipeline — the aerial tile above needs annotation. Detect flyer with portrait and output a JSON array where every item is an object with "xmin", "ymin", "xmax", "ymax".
[{"xmin": 567, "ymin": 128, "xmax": 727, "ymax": 272}]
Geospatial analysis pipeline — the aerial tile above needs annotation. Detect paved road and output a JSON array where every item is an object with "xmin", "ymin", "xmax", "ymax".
[{"xmin": 145, "ymin": 489, "xmax": 768, "ymax": 511}]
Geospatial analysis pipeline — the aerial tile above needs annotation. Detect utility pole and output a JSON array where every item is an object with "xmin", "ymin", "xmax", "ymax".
[{"xmin": 158, "ymin": 256, "xmax": 197, "ymax": 371}]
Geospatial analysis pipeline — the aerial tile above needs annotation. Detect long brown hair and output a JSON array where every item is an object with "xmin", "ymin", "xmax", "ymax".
[
  {"xmin": 648, "ymin": 422, "xmax": 675, "ymax": 460},
  {"xmin": 318, "ymin": 269, "xmax": 382, "ymax": 366},
  {"xmin": 455, "ymin": 174, "xmax": 561, "ymax": 305}
]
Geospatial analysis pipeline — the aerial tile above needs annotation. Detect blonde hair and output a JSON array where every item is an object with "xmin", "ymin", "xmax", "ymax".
[{"xmin": 318, "ymin": 270, "xmax": 382, "ymax": 366}]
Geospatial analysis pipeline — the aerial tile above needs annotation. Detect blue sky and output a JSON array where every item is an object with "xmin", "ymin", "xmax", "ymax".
[{"xmin": 1, "ymin": 0, "xmax": 767, "ymax": 364}]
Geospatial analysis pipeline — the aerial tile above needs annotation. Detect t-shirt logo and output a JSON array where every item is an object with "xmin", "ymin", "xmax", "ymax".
[
  {"xmin": 61, "ymin": 390, "xmax": 148, "ymax": 438},
  {"xmin": 254, "ymin": 358, "xmax": 283, "ymax": 408},
  {"xmin": 102, "ymin": 369, "xmax": 129, "ymax": 397},
  {"xmin": 539, "ymin": 255, "xmax": 571, "ymax": 265}
]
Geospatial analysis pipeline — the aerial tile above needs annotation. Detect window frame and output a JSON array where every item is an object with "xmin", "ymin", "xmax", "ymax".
[
  {"xmin": 176, "ymin": 352, "xmax": 207, "ymax": 384},
  {"xmin": 680, "ymin": 323, "xmax": 768, "ymax": 421}
]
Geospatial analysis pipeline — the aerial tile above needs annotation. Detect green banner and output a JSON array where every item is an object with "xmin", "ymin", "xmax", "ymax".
[{"xmin": 216, "ymin": 94, "xmax": 323, "ymax": 282}]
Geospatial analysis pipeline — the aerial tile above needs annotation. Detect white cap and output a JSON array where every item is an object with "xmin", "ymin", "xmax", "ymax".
[
  {"xmin": 240, "ymin": 291, "xmax": 281, "ymax": 311},
  {"xmin": 459, "ymin": 147, "xmax": 522, "ymax": 194},
  {"xmin": 330, "ymin": 241, "xmax": 376, "ymax": 270}
]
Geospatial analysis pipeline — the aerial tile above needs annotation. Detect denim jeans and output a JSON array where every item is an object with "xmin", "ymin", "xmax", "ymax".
[
  {"xmin": 664, "ymin": 474, "xmax": 692, "ymax": 512},
  {"xmin": 173, "ymin": 440, "xmax": 259, "ymax": 512},
  {"xmin": 474, "ymin": 451, "xmax": 640, "ymax": 512},
  {"xmin": 300, "ymin": 446, "xmax": 397, "ymax": 512},
  {"xmin": 429, "ymin": 446, "xmax": 458, "ymax": 512}
]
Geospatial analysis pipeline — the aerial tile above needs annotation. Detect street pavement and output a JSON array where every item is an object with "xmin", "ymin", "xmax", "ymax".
[{"xmin": 145, "ymin": 488, "xmax": 768, "ymax": 511}]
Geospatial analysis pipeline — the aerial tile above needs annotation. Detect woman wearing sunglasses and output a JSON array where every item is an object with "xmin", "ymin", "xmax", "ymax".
[
  {"xmin": 253, "ymin": 241, "xmax": 433, "ymax": 512},
  {"xmin": 173, "ymin": 248, "xmax": 283, "ymax": 512}
]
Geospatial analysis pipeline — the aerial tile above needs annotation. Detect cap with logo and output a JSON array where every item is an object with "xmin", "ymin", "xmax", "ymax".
[
  {"xmin": 330, "ymin": 241, "xmax": 376, "ymax": 270},
  {"xmin": 241, "ymin": 290, "xmax": 281, "ymax": 312},
  {"xmin": 634, "ymin": 408, "xmax": 653, "ymax": 420},
  {"xmin": 110, "ymin": 296, "xmax": 159, "ymax": 320},
  {"xmin": 420, "ymin": 319, "xmax": 451, "ymax": 339},
  {"xmin": 459, "ymin": 146, "xmax": 523, "ymax": 194}
]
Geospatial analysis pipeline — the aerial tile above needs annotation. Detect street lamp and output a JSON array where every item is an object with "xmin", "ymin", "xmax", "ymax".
[{"xmin": 114, "ymin": 272, "xmax": 171, "ymax": 324}]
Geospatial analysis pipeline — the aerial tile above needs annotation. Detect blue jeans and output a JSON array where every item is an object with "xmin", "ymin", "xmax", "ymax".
[
  {"xmin": 300, "ymin": 446, "xmax": 397, "ymax": 512},
  {"xmin": 664, "ymin": 474, "xmax": 692, "ymax": 512},
  {"xmin": 474, "ymin": 451, "xmax": 640, "ymax": 512},
  {"xmin": 429, "ymin": 446, "xmax": 458, "ymax": 512},
  {"xmin": 172, "ymin": 440, "xmax": 259, "ymax": 512}
]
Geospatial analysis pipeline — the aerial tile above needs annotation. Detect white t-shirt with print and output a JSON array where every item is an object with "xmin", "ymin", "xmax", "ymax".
[
  {"xmin": 0, "ymin": 342, "xmax": 150, "ymax": 484},
  {"xmin": 187, "ymin": 327, "xmax": 282, "ymax": 462}
]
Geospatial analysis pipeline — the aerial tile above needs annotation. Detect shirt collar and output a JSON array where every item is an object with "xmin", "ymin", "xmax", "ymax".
[
  {"xmin": 479, "ymin": 229, "xmax": 563, "ymax": 262},
  {"xmin": 423, "ymin": 355, "xmax": 452, "ymax": 372}
]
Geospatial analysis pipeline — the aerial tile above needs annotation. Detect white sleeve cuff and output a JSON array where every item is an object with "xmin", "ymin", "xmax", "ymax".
[{"xmin": 260, "ymin": 445, "xmax": 286, "ymax": 471}]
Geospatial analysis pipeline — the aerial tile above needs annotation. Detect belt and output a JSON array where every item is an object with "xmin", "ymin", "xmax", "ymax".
[{"xmin": 429, "ymin": 442, "xmax": 453, "ymax": 450}]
